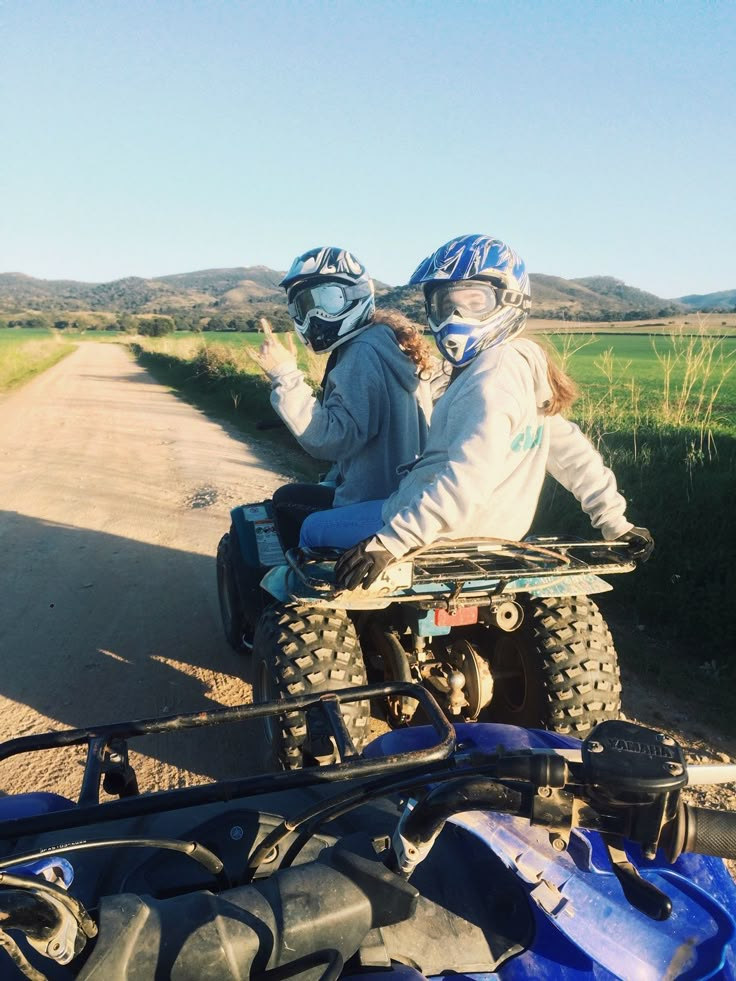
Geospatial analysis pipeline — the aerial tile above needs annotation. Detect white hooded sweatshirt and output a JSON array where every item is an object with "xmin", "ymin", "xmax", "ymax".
[{"xmin": 376, "ymin": 337, "xmax": 633, "ymax": 559}]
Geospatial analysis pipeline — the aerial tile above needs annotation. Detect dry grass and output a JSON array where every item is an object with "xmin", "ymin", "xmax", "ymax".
[{"xmin": 0, "ymin": 334, "xmax": 75, "ymax": 392}]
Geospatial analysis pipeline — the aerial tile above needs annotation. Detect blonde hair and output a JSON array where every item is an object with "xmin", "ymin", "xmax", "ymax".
[
  {"xmin": 372, "ymin": 308, "xmax": 433, "ymax": 375},
  {"xmin": 528, "ymin": 338, "xmax": 579, "ymax": 415}
]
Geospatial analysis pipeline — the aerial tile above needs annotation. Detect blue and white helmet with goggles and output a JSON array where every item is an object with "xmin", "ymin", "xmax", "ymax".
[
  {"xmin": 409, "ymin": 234, "xmax": 531, "ymax": 367},
  {"xmin": 280, "ymin": 246, "xmax": 375, "ymax": 354}
]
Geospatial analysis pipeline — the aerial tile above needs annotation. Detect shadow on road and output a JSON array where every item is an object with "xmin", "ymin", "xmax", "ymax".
[{"xmin": 0, "ymin": 509, "xmax": 261, "ymax": 792}]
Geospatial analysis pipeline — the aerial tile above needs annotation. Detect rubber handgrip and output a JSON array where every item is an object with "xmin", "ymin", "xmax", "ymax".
[{"xmin": 683, "ymin": 804, "xmax": 736, "ymax": 860}]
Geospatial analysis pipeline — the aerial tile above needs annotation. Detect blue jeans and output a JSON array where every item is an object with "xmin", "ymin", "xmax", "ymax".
[{"xmin": 299, "ymin": 499, "xmax": 386, "ymax": 549}]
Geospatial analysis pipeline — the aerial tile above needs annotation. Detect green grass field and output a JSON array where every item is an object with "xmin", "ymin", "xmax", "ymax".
[
  {"xmin": 531, "ymin": 331, "xmax": 736, "ymax": 722},
  {"xmin": 547, "ymin": 333, "xmax": 736, "ymax": 420}
]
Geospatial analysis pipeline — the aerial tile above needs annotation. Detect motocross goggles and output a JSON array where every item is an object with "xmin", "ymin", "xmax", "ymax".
[
  {"xmin": 288, "ymin": 281, "xmax": 369, "ymax": 326},
  {"xmin": 424, "ymin": 281, "xmax": 530, "ymax": 331}
]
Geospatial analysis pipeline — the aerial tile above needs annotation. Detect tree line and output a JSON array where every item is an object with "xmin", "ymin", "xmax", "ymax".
[{"xmin": 0, "ymin": 307, "xmax": 294, "ymax": 335}]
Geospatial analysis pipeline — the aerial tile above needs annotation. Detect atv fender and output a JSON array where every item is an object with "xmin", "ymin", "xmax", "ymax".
[
  {"xmin": 506, "ymin": 573, "xmax": 613, "ymax": 597},
  {"xmin": 259, "ymin": 565, "xmax": 394, "ymax": 610}
]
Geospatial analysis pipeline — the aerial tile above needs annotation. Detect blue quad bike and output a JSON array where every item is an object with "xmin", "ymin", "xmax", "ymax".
[
  {"xmin": 217, "ymin": 500, "xmax": 640, "ymax": 768},
  {"xmin": 0, "ymin": 683, "xmax": 734, "ymax": 979}
]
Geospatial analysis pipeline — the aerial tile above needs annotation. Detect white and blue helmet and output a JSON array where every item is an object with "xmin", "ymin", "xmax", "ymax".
[
  {"xmin": 409, "ymin": 234, "xmax": 531, "ymax": 367},
  {"xmin": 280, "ymin": 246, "xmax": 375, "ymax": 354}
]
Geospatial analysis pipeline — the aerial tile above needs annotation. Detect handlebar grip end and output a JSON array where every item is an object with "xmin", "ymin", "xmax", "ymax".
[{"xmin": 666, "ymin": 802, "xmax": 736, "ymax": 862}]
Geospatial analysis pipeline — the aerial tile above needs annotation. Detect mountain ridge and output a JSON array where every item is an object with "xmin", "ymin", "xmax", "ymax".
[{"xmin": 0, "ymin": 267, "xmax": 734, "ymax": 321}]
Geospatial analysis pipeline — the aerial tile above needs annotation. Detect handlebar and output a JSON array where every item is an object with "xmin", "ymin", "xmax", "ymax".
[{"xmin": 1, "ymin": 696, "xmax": 734, "ymax": 978}]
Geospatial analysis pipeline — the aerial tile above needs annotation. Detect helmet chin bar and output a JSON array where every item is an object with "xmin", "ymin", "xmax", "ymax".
[
  {"xmin": 300, "ymin": 300, "xmax": 375, "ymax": 354},
  {"xmin": 438, "ymin": 332, "xmax": 474, "ymax": 366},
  {"xmin": 432, "ymin": 310, "xmax": 528, "ymax": 367}
]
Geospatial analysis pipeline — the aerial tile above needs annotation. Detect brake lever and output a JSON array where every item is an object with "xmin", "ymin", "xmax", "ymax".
[{"xmin": 603, "ymin": 835, "xmax": 673, "ymax": 922}]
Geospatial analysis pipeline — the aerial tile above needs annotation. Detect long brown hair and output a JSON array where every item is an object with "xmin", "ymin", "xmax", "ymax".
[
  {"xmin": 529, "ymin": 338, "xmax": 579, "ymax": 415},
  {"xmin": 371, "ymin": 308, "xmax": 433, "ymax": 375}
]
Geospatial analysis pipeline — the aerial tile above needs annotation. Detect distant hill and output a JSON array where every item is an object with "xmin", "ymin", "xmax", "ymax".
[
  {"xmin": 528, "ymin": 275, "xmax": 687, "ymax": 320},
  {"xmin": 678, "ymin": 289, "xmax": 736, "ymax": 312},
  {"xmin": 0, "ymin": 266, "xmax": 285, "ymax": 315},
  {"xmin": 155, "ymin": 266, "xmax": 282, "ymax": 293},
  {"xmin": 0, "ymin": 273, "xmax": 101, "ymax": 310},
  {"xmin": 0, "ymin": 267, "xmax": 733, "ymax": 322}
]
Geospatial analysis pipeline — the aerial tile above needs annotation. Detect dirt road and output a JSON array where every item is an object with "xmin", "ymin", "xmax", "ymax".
[
  {"xmin": 1, "ymin": 341, "xmax": 733, "ymax": 819},
  {"xmin": 0, "ymin": 342, "xmax": 287, "ymax": 798}
]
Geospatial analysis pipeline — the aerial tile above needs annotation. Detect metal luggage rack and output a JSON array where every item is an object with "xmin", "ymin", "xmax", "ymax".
[
  {"xmin": 409, "ymin": 537, "xmax": 635, "ymax": 584},
  {"xmin": 291, "ymin": 537, "xmax": 636, "ymax": 593},
  {"xmin": 0, "ymin": 683, "xmax": 454, "ymax": 842}
]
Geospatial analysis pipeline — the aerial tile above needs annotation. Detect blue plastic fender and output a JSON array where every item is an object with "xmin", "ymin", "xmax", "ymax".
[{"xmin": 0, "ymin": 791, "xmax": 74, "ymax": 822}]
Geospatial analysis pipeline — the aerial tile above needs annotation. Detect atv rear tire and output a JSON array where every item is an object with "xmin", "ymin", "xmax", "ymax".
[
  {"xmin": 252, "ymin": 604, "xmax": 371, "ymax": 770},
  {"xmin": 217, "ymin": 532, "xmax": 250, "ymax": 652},
  {"xmin": 488, "ymin": 595, "xmax": 621, "ymax": 737}
]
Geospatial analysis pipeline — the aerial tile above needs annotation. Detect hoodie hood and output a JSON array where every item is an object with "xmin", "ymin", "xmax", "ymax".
[
  {"xmin": 340, "ymin": 322, "xmax": 421, "ymax": 393},
  {"xmin": 510, "ymin": 337, "xmax": 553, "ymax": 410}
]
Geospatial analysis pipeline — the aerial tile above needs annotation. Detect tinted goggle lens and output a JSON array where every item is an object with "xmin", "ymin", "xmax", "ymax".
[
  {"xmin": 426, "ymin": 283, "xmax": 530, "ymax": 329},
  {"xmin": 427, "ymin": 283, "xmax": 499, "ymax": 326},
  {"xmin": 292, "ymin": 283, "xmax": 349, "ymax": 321}
]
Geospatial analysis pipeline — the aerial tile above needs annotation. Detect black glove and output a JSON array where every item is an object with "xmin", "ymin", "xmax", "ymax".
[
  {"xmin": 334, "ymin": 537, "xmax": 394, "ymax": 591},
  {"xmin": 616, "ymin": 526, "xmax": 654, "ymax": 563}
]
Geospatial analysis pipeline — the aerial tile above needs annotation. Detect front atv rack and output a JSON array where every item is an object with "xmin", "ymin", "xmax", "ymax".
[{"xmin": 0, "ymin": 683, "xmax": 454, "ymax": 842}]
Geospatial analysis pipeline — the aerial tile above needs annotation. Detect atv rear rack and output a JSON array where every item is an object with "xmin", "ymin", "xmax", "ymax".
[{"xmin": 290, "ymin": 537, "xmax": 636, "ymax": 595}]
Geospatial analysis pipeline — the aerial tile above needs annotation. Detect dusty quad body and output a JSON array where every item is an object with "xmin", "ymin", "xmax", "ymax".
[{"xmin": 217, "ymin": 500, "xmax": 638, "ymax": 768}]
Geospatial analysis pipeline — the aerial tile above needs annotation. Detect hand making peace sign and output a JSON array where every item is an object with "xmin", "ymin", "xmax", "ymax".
[{"xmin": 246, "ymin": 318, "xmax": 298, "ymax": 375}]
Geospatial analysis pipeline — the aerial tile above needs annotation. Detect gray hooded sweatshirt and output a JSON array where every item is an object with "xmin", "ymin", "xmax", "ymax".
[
  {"xmin": 267, "ymin": 324, "xmax": 431, "ymax": 506},
  {"xmin": 376, "ymin": 337, "xmax": 633, "ymax": 558}
]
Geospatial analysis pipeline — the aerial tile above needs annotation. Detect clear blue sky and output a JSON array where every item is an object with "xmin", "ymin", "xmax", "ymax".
[{"xmin": 2, "ymin": 0, "xmax": 734, "ymax": 297}]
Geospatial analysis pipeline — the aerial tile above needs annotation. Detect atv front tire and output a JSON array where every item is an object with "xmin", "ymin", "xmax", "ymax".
[
  {"xmin": 488, "ymin": 595, "xmax": 621, "ymax": 737},
  {"xmin": 252, "ymin": 604, "xmax": 371, "ymax": 770}
]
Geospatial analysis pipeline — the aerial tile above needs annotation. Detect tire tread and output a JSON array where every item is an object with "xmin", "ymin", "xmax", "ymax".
[
  {"xmin": 532, "ymin": 595, "xmax": 621, "ymax": 735},
  {"xmin": 253, "ymin": 603, "xmax": 370, "ymax": 769}
]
